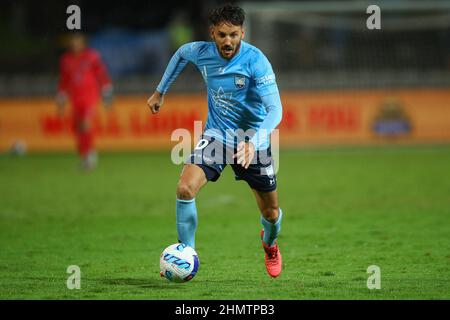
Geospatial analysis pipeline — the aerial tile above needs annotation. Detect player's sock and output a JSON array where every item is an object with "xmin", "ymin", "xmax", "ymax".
[
  {"xmin": 83, "ymin": 131, "xmax": 94, "ymax": 157},
  {"xmin": 76, "ymin": 132, "xmax": 84, "ymax": 157},
  {"xmin": 176, "ymin": 198, "xmax": 198, "ymax": 249},
  {"xmin": 77, "ymin": 130, "xmax": 93, "ymax": 158},
  {"xmin": 261, "ymin": 208, "xmax": 283, "ymax": 247}
]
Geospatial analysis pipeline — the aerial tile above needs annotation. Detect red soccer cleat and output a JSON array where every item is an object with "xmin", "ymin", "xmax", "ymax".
[{"xmin": 260, "ymin": 229, "xmax": 282, "ymax": 278}]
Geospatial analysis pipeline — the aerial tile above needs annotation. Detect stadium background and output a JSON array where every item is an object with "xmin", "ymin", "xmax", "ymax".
[{"xmin": 1, "ymin": 0, "xmax": 449, "ymax": 300}]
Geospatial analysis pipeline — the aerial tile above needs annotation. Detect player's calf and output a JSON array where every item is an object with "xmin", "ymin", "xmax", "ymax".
[{"xmin": 175, "ymin": 164, "xmax": 208, "ymax": 249}]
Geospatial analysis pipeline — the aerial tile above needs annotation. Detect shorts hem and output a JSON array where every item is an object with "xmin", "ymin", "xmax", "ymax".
[{"xmin": 194, "ymin": 163, "xmax": 221, "ymax": 182}]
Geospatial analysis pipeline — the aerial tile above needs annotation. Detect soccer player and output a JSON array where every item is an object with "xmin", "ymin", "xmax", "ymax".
[
  {"xmin": 147, "ymin": 4, "xmax": 284, "ymax": 277},
  {"xmin": 56, "ymin": 32, "xmax": 113, "ymax": 170}
]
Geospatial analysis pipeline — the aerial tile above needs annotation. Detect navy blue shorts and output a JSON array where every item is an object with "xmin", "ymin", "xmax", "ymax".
[{"xmin": 186, "ymin": 136, "xmax": 277, "ymax": 192}]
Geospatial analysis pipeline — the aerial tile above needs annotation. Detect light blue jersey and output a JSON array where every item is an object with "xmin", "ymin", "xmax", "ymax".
[{"xmin": 157, "ymin": 41, "xmax": 282, "ymax": 150}]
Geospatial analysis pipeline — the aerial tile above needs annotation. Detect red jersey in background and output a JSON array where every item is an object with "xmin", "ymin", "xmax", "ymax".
[{"xmin": 58, "ymin": 48, "xmax": 111, "ymax": 108}]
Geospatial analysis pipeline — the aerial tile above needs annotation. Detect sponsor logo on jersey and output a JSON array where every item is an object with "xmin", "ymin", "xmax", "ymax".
[
  {"xmin": 255, "ymin": 74, "xmax": 276, "ymax": 87},
  {"xmin": 211, "ymin": 87, "xmax": 236, "ymax": 116}
]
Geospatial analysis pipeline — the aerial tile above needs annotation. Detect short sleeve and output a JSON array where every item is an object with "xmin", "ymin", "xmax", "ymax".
[
  {"xmin": 252, "ymin": 52, "xmax": 279, "ymax": 97},
  {"xmin": 178, "ymin": 42, "xmax": 202, "ymax": 64},
  {"xmin": 156, "ymin": 42, "xmax": 203, "ymax": 94}
]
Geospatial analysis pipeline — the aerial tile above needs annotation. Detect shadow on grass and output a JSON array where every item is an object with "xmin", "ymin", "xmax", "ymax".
[
  {"xmin": 98, "ymin": 278, "xmax": 186, "ymax": 289},
  {"xmin": 19, "ymin": 276, "xmax": 186, "ymax": 290}
]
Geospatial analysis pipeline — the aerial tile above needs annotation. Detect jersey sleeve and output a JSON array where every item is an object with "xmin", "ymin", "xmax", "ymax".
[
  {"xmin": 91, "ymin": 51, "xmax": 112, "ymax": 88},
  {"xmin": 249, "ymin": 91, "xmax": 283, "ymax": 149},
  {"xmin": 57, "ymin": 55, "xmax": 70, "ymax": 94},
  {"xmin": 252, "ymin": 51, "xmax": 279, "ymax": 97},
  {"xmin": 156, "ymin": 42, "xmax": 201, "ymax": 94}
]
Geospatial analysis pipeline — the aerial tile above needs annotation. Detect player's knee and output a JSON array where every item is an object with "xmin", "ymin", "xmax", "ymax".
[
  {"xmin": 262, "ymin": 206, "xmax": 279, "ymax": 223},
  {"xmin": 176, "ymin": 182, "xmax": 197, "ymax": 200}
]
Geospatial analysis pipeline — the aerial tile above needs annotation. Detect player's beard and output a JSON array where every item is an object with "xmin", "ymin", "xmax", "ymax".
[{"xmin": 218, "ymin": 41, "xmax": 241, "ymax": 60}]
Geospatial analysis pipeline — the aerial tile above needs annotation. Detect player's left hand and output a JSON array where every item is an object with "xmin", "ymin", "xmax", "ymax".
[
  {"xmin": 102, "ymin": 85, "xmax": 114, "ymax": 109},
  {"xmin": 233, "ymin": 141, "xmax": 255, "ymax": 169}
]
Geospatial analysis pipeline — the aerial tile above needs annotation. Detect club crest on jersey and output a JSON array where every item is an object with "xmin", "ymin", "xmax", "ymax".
[{"xmin": 234, "ymin": 76, "xmax": 246, "ymax": 89}]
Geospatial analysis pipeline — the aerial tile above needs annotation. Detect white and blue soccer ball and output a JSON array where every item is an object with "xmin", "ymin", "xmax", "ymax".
[
  {"xmin": 10, "ymin": 140, "xmax": 27, "ymax": 156},
  {"xmin": 160, "ymin": 243, "xmax": 199, "ymax": 283}
]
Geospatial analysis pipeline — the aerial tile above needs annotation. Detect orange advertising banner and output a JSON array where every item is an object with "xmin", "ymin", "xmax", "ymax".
[{"xmin": 0, "ymin": 89, "xmax": 449, "ymax": 152}]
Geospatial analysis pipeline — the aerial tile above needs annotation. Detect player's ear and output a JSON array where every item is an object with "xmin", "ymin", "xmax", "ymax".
[
  {"xmin": 241, "ymin": 27, "xmax": 245, "ymax": 39},
  {"xmin": 209, "ymin": 25, "xmax": 215, "ymax": 40}
]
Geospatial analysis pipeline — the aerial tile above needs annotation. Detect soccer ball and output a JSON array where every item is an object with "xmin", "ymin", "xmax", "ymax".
[
  {"xmin": 10, "ymin": 140, "xmax": 27, "ymax": 156},
  {"xmin": 160, "ymin": 243, "xmax": 199, "ymax": 283}
]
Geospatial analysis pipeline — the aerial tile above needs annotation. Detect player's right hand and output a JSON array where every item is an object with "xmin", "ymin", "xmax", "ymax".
[
  {"xmin": 147, "ymin": 91, "xmax": 164, "ymax": 114},
  {"xmin": 102, "ymin": 85, "xmax": 114, "ymax": 109},
  {"xmin": 55, "ymin": 92, "xmax": 67, "ymax": 116}
]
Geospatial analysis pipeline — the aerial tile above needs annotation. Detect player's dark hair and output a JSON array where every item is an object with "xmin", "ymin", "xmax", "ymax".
[{"xmin": 209, "ymin": 3, "xmax": 245, "ymax": 26}]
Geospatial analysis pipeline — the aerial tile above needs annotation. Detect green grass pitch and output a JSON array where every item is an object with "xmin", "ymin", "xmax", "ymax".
[{"xmin": 1, "ymin": 145, "xmax": 449, "ymax": 299}]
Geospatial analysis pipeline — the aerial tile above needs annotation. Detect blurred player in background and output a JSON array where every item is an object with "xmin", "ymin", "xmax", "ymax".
[
  {"xmin": 147, "ymin": 4, "xmax": 284, "ymax": 278},
  {"xmin": 56, "ymin": 32, "xmax": 113, "ymax": 170}
]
